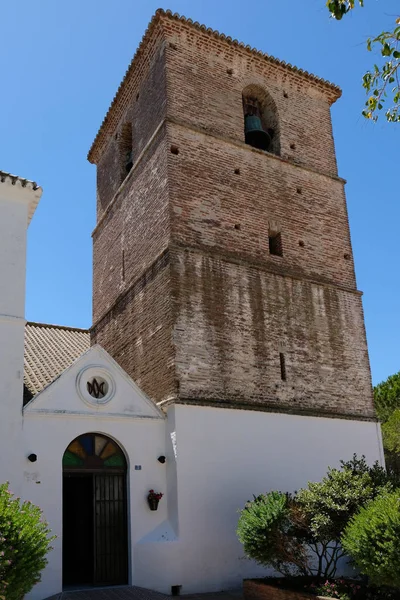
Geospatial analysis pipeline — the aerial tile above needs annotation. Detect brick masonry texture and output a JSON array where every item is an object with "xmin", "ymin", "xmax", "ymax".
[
  {"xmin": 96, "ymin": 32, "xmax": 167, "ymax": 219},
  {"xmin": 172, "ymin": 248, "xmax": 372, "ymax": 418},
  {"xmin": 90, "ymin": 12, "xmax": 375, "ymax": 419},
  {"xmin": 163, "ymin": 21, "xmax": 339, "ymax": 178},
  {"xmin": 244, "ymin": 580, "xmax": 332, "ymax": 600},
  {"xmin": 93, "ymin": 126, "xmax": 169, "ymax": 322}
]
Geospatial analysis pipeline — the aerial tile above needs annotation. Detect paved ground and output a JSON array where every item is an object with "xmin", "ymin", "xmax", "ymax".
[{"xmin": 46, "ymin": 586, "xmax": 243, "ymax": 600}]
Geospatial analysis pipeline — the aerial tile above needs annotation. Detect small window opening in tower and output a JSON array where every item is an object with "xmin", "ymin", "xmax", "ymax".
[
  {"xmin": 269, "ymin": 232, "xmax": 283, "ymax": 256},
  {"xmin": 120, "ymin": 122, "xmax": 133, "ymax": 181},
  {"xmin": 243, "ymin": 97, "xmax": 273, "ymax": 152},
  {"xmin": 279, "ymin": 353, "xmax": 287, "ymax": 381}
]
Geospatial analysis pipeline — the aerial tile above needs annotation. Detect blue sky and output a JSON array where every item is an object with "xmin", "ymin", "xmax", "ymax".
[{"xmin": 0, "ymin": 0, "xmax": 398, "ymax": 385}]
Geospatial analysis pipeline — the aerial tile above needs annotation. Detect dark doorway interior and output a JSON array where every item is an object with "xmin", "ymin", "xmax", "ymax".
[
  {"xmin": 63, "ymin": 472, "xmax": 128, "ymax": 588},
  {"xmin": 62, "ymin": 433, "xmax": 128, "ymax": 589},
  {"xmin": 63, "ymin": 474, "xmax": 94, "ymax": 586}
]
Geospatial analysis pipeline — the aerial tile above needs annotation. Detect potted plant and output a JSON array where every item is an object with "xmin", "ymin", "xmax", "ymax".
[{"xmin": 147, "ymin": 489, "xmax": 163, "ymax": 511}]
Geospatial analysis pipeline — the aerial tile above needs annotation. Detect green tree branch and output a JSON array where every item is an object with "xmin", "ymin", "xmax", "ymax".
[{"xmin": 326, "ymin": 1, "xmax": 400, "ymax": 122}]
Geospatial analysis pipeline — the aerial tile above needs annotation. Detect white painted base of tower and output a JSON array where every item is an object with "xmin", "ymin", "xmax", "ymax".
[{"xmin": 25, "ymin": 401, "xmax": 383, "ymax": 599}]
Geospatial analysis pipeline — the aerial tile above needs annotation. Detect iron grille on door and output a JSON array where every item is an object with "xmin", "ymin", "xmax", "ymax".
[{"xmin": 94, "ymin": 473, "xmax": 128, "ymax": 585}]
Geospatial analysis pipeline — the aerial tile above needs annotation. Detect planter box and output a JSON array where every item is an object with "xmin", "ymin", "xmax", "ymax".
[{"xmin": 244, "ymin": 579, "xmax": 335, "ymax": 600}]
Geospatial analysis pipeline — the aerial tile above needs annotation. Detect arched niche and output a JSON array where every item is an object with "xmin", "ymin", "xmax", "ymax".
[{"xmin": 242, "ymin": 84, "xmax": 280, "ymax": 156}]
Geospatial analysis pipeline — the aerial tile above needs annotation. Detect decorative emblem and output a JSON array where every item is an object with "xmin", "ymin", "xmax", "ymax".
[
  {"xmin": 87, "ymin": 378, "xmax": 106, "ymax": 399},
  {"xmin": 76, "ymin": 366, "xmax": 115, "ymax": 406}
]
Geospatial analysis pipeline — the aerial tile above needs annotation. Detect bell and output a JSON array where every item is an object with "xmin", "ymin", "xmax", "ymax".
[{"xmin": 244, "ymin": 115, "xmax": 271, "ymax": 151}]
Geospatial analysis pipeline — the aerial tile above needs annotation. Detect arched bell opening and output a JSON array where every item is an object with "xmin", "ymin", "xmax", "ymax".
[
  {"xmin": 62, "ymin": 433, "xmax": 128, "ymax": 589},
  {"xmin": 242, "ymin": 85, "xmax": 280, "ymax": 156}
]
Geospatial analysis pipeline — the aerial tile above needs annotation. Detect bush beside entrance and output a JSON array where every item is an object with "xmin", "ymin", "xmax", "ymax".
[
  {"xmin": 237, "ymin": 455, "xmax": 400, "ymax": 599},
  {"xmin": 0, "ymin": 482, "xmax": 54, "ymax": 600}
]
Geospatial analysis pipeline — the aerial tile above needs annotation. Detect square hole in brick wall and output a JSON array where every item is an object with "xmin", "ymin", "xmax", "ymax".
[{"xmin": 269, "ymin": 232, "xmax": 283, "ymax": 256}]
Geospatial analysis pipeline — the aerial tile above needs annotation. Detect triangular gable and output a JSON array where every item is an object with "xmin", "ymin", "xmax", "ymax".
[{"xmin": 24, "ymin": 344, "xmax": 164, "ymax": 420}]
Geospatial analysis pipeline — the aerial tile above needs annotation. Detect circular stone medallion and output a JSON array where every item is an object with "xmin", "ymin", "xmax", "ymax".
[{"xmin": 76, "ymin": 366, "xmax": 116, "ymax": 407}]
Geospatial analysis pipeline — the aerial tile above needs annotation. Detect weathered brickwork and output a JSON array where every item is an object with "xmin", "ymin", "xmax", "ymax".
[
  {"xmin": 93, "ymin": 126, "xmax": 169, "ymax": 323},
  {"xmin": 96, "ymin": 23, "xmax": 167, "ymax": 218},
  {"xmin": 167, "ymin": 122, "xmax": 355, "ymax": 290},
  {"xmin": 91, "ymin": 253, "xmax": 176, "ymax": 403},
  {"xmin": 163, "ymin": 20, "xmax": 339, "ymax": 178},
  {"xmin": 90, "ymin": 10, "xmax": 375, "ymax": 419},
  {"xmin": 171, "ymin": 248, "xmax": 373, "ymax": 419}
]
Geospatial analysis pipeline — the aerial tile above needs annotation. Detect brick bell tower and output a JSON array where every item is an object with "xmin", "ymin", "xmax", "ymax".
[{"xmin": 89, "ymin": 9, "xmax": 375, "ymax": 421}]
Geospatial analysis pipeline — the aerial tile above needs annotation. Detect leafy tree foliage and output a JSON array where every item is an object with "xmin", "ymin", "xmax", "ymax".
[
  {"xmin": 382, "ymin": 410, "xmax": 400, "ymax": 454},
  {"xmin": 342, "ymin": 490, "xmax": 400, "ymax": 587},
  {"xmin": 0, "ymin": 482, "xmax": 54, "ymax": 600},
  {"xmin": 237, "ymin": 456, "xmax": 391, "ymax": 579},
  {"xmin": 326, "ymin": 1, "xmax": 400, "ymax": 122},
  {"xmin": 374, "ymin": 371, "xmax": 400, "ymax": 422},
  {"xmin": 374, "ymin": 372, "xmax": 400, "ymax": 468}
]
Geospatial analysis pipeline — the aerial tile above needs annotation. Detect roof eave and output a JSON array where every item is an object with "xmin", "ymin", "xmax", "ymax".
[{"xmin": 0, "ymin": 171, "xmax": 42, "ymax": 225}]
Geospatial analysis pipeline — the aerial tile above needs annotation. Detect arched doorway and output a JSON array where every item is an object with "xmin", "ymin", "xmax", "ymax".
[{"xmin": 62, "ymin": 433, "xmax": 128, "ymax": 588}]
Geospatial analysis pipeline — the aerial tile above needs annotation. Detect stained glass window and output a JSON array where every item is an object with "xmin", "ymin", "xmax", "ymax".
[{"xmin": 63, "ymin": 434, "xmax": 126, "ymax": 470}]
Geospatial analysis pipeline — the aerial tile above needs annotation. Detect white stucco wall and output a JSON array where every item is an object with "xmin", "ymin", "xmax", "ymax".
[
  {"xmin": 0, "ymin": 180, "xmax": 41, "ymax": 493},
  {"xmin": 23, "ymin": 416, "xmax": 168, "ymax": 599},
  {"xmin": 140, "ymin": 404, "xmax": 383, "ymax": 594},
  {"xmin": 22, "ymin": 354, "xmax": 384, "ymax": 599},
  {"xmin": 23, "ymin": 347, "xmax": 170, "ymax": 600}
]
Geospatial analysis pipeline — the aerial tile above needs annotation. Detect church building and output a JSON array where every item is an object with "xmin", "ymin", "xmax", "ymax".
[{"xmin": 0, "ymin": 9, "xmax": 384, "ymax": 600}]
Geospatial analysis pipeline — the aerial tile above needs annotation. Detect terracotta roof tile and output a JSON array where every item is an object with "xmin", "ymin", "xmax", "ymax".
[{"xmin": 24, "ymin": 322, "xmax": 90, "ymax": 400}]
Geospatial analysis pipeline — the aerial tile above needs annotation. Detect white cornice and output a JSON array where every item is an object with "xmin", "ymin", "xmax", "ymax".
[{"xmin": 0, "ymin": 171, "xmax": 42, "ymax": 225}]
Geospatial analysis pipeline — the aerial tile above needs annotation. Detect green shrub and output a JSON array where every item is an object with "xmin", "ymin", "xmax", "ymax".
[
  {"xmin": 0, "ymin": 482, "xmax": 54, "ymax": 600},
  {"xmin": 237, "ymin": 491, "xmax": 310, "ymax": 577},
  {"xmin": 342, "ymin": 491, "xmax": 400, "ymax": 588},
  {"xmin": 297, "ymin": 455, "xmax": 391, "ymax": 542},
  {"xmin": 237, "ymin": 455, "xmax": 392, "ymax": 579}
]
